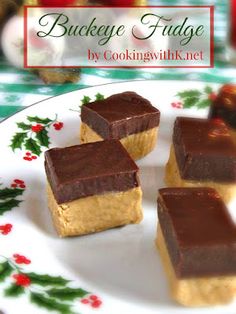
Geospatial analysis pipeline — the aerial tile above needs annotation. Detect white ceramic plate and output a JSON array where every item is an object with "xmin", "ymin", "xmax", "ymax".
[{"xmin": 1, "ymin": 80, "xmax": 236, "ymax": 314}]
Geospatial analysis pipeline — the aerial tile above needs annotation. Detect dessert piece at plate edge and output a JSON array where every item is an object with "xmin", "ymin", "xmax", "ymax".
[
  {"xmin": 209, "ymin": 84, "xmax": 236, "ymax": 141},
  {"xmin": 80, "ymin": 91, "xmax": 160, "ymax": 160},
  {"xmin": 165, "ymin": 117, "xmax": 236, "ymax": 203},
  {"xmin": 156, "ymin": 187, "xmax": 236, "ymax": 307},
  {"xmin": 45, "ymin": 139, "xmax": 143, "ymax": 237}
]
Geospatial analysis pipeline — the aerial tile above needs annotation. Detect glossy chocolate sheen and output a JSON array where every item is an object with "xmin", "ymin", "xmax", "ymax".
[
  {"xmin": 81, "ymin": 92, "xmax": 160, "ymax": 139},
  {"xmin": 173, "ymin": 117, "xmax": 236, "ymax": 182},
  {"xmin": 209, "ymin": 84, "xmax": 236, "ymax": 129},
  {"xmin": 45, "ymin": 140, "xmax": 140, "ymax": 204},
  {"xmin": 158, "ymin": 187, "xmax": 236, "ymax": 278}
]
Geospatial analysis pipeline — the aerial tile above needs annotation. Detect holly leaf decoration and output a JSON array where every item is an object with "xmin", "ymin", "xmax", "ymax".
[
  {"xmin": 27, "ymin": 116, "xmax": 52, "ymax": 125},
  {"xmin": 95, "ymin": 93, "xmax": 105, "ymax": 101},
  {"xmin": 16, "ymin": 122, "xmax": 31, "ymax": 131},
  {"xmin": 0, "ymin": 262, "xmax": 13, "ymax": 281},
  {"xmin": 81, "ymin": 96, "xmax": 91, "ymax": 105},
  {"xmin": 30, "ymin": 292, "xmax": 72, "ymax": 314},
  {"xmin": 176, "ymin": 85, "xmax": 214, "ymax": 109},
  {"xmin": 0, "ymin": 188, "xmax": 24, "ymax": 200},
  {"xmin": 204, "ymin": 85, "xmax": 213, "ymax": 94},
  {"xmin": 27, "ymin": 273, "xmax": 70, "ymax": 287},
  {"xmin": 197, "ymin": 99, "xmax": 211, "ymax": 109},
  {"xmin": 176, "ymin": 90, "xmax": 201, "ymax": 98},
  {"xmin": 25, "ymin": 138, "xmax": 41, "ymax": 156},
  {"xmin": 46, "ymin": 287, "xmax": 88, "ymax": 300},
  {"xmin": 4, "ymin": 285, "xmax": 24, "ymax": 297},
  {"xmin": 36, "ymin": 129, "xmax": 50, "ymax": 148},
  {"xmin": 0, "ymin": 199, "xmax": 21, "ymax": 215},
  {"xmin": 10, "ymin": 132, "xmax": 27, "ymax": 151}
]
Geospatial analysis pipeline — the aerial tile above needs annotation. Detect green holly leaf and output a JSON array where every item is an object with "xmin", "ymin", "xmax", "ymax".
[
  {"xmin": 197, "ymin": 99, "xmax": 211, "ymax": 109},
  {"xmin": 46, "ymin": 287, "xmax": 88, "ymax": 301},
  {"xmin": 27, "ymin": 116, "xmax": 52, "ymax": 125},
  {"xmin": 36, "ymin": 129, "xmax": 50, "ymax": 148},
  {"xmin": 27, "ymin": 273, "xmax": 70, "ymax": 287},
  {"xmin": 24, "ymin": 138, "xmax": 41, "ymax": 156},
  {"xmin": 81, "ymin": 95, "xmax": 91, "ymax": 105},
  {"xmin": 0, "ymin": 262, "xmax": 14, "ymax": 281},
  {"xmin": 4, "ymin": 285, "xmax": 24, "ymax": 297},
  {"xmin": 30, "ymin": 292, "xmax": 72, "ymax": 314},
  {"xmin": 0, "ymin": 199, "xmax": 21, "ymax": 215},
  {"xmin": 204, "ymin": 86, "xmax": 213, "ymax": 94},
  {"xmin": 17, "ymin": 122, "xmax": 32, "ymax": 130},
  {"xmin": 182, "ymin": 97, "xmax": 199, "ymax": 108},
  {"xmin": 0, "ymin": 188, "xmax": 24, "ymax": 200},
  {"xmin": 176, "ymin": 90, "xmax": 201, "ymax": 99},
  {"xmin": 95, "ymin": 93, "xmax": 105, "ymax": 101},
  {"xmin": 10, "ymin": 132, "xmax": 27, "ymax": 151}
]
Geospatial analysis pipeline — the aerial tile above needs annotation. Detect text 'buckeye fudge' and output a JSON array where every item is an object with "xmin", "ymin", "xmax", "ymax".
[
  {"xmin": 156, "ymin": 187, "xmax": 236, "ymax": 306},
  {"xmin": 45, "ymin": 140, "xmax": 143, "ymax": 237},
  {"xmin": 80, "ymin": 92, "xmax": 160, "ymax": 160},
  {"xmin": 165, "ymin": 117, "xmax": 236, "ymax": 203}
]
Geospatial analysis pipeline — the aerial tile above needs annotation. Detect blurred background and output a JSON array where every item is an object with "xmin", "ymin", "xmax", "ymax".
[{"xmin": 0, "ymin": 0, "xmax": 230, "ymax": 121}]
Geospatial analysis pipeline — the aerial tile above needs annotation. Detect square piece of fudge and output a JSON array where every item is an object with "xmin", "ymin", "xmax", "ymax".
[
  {"xmin": 209, "ymin": 84, "xmax": 236, "ymax": 138},
  {"xmin": 80, "ymin": 92, "xmax": 160, "ymax": 160},
  {"xmin": 165, "ymin": 117, "xmax": 236, "ymax": 202},
  {"xmin": 45, "ymin": 140, "xmax": 143, "ymax": 237},
  {"xmin": 156, "ymin": 187, "xmax": 236, "ymax": 306}
]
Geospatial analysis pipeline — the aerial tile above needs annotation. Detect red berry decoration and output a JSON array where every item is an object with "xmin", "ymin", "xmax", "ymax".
[
  {"xmin": 11, "ymin": 179, "xmax": 26, "ymax": 188},
  {"xmin": 13, "ymin": 274, "xmax": 31, "ymax": 287},
  {"xmin": 0, "ymin": 224, "xmax": 13, "ymax": 235},
  {"xmin": 23, "ymin": 156, "xmax": 32, "ymax": 161},
  {"xmin": 13, "ymin": 254, "xmax": 31, "ymax": 265},
  {"xmin": 208, "ymin": 92, "xmax": 217, "ymax": 101},
  {"xmin": 31, "ymin": 124, "xmax": 43, "ymax": 133},
  {"xmin": 53, "ymin": 122, "xmax": 64, "ymax": 131},
  {"xmin": 81, "ymin": 294, "xmax": 102, "ymax": 308},
  {"xmin": 91, "ymin": 300, "xmax": 102, "ymax": 308},
  {"xmin": 14, "ymin": 179, "xmax": 24, "ymax": 184},
  {"xmin": 23, "ymin": 152, "xmax": 37, "ymax": 161},
  {"xmin": 89, "ymin": 295, "xmax": 98, "ymax": 301}
]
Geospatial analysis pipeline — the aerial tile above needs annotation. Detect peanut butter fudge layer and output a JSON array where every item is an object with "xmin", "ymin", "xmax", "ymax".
[
  {"xmin": 165, "ymin": 117, "xmax": 236, "ymax": 203},
  {"xmin": 80, "ymin": 92, "xmax": 160, "ymax": 160},
  {"xmin": 209, "ymin": 84, "xmax": 236, "ymax": 135},
  {"xmin": 156, "ymin": 187, "xmax": 236, "ymax": 306},
  {"xmin": 45, "ymin": 140, "xmax": 143, "ymax": 237}
]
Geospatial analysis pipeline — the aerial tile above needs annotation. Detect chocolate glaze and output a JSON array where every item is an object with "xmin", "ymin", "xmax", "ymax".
[
  {"xmin": 81, "ymin": 92, "xmax": 160, "ymax": 139},
  {"xmin": 45, "ymin": 140, "xmax": 140, "ymax": 204},
  {"xmin": 173, "ymin": 117, "xmax": 236, "ymax": 182},
  {"xmin": 158, "ymin": 187, "xmax": 236, "ymax": 278},
  {"xmin": 209, "ymin": 84, "xmax": 236, "ymax": 129}
]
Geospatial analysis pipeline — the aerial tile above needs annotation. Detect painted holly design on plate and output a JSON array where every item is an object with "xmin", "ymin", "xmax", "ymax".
[
  {"xmin": 171, "ymin": 85, "xmax": 216, "ymax": 109},
  {"xmin": 0, "ymin": 254, "xmax": 102, "ymax": 314},
  {"xmin": 10, "ymin": 115, "xmax": 64, "ymax": 161},
  {"xmin": 80, "ymin": 93, "xmax": 105, "ymax": 107},
  {"xmin": 0, "ymin": 179, "xmax": 25, "ymax": 216}
]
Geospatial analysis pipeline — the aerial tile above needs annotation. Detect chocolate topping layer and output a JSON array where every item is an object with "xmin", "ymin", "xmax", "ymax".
[
  {"xmin": 209, "ymin": 84, "xmax": 236, "ymax": 129},
  {"xmin": 45, "ymin": 140, "xmax": 140, "ymax": 204},
  {"xmin": 81, "ymin": 92, "xmax": 160, "ymax": 139},
  {"xmin": 158, "ymin": 187, "xmax": 236, "ymax": 278},
  {"xmin": 173, "ymin": 117, "xmax": 236, "ymax": 182}
]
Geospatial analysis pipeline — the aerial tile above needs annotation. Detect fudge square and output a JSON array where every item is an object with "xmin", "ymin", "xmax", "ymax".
[
  {"xmin": 80, "ymin": 91, "xmax": 160, "ymax": 160},
  {"xmin": 45, "ymin": 140, "xmax": 143, "ymax": 237},
  {"xmin": 156, "ymin": 187, "xmax": 236, "ymax": 306},
  {"xmin": 165, "ymin": 117, "xmax": 236, "ymax": 203}
]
